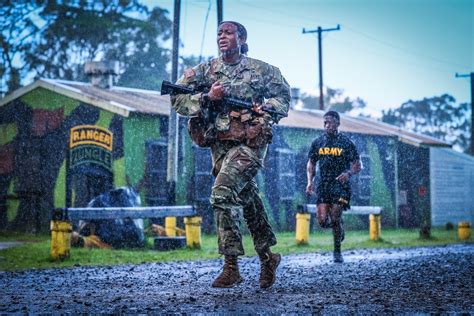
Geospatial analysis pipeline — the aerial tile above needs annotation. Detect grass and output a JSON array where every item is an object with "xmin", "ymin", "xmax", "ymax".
[{"xmin": 0, "ymin": 228, "xmax": 471, "ymax": 271}]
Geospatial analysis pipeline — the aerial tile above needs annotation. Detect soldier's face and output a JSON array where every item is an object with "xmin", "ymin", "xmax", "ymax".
[
  {"xmin": 324, "ymin": 115, "xmax": 339, "ymax": 135},
  {"xmin": 217, "ymin": 23, "xmax": 241, "ymax": 56}
]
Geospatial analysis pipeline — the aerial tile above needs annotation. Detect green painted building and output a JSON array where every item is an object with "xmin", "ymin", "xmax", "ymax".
[{"xmin": 0, "ymin": 75, "xmax": 455, "ymax": 233}]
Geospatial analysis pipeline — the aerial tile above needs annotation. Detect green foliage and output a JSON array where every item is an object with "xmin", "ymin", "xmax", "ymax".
[
  {"xmin": 0, "ymin": 1, "xmax": 38, "ymax": 93},
  {"xmin": 179, "ymin": 55, "xmax": 206, "ymax": 78},
  {"xmin": 381, "ymin": 94, "xmax": 471, "ymax": 152},
  {"xmin": 1, "ymin": 1, "xmax": 173, "ymax": 94},
  {"xmin": 300, "ymin": 87, "xmax": 367, "ymax": 113}
]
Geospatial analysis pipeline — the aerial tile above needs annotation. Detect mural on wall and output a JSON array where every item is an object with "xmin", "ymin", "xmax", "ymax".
[
  {"xmin": 397, "ymin": 143, "xmax": 430, "ymax": 228},
  {"xmin": 262, "ymin": 127, "xmax": 397, "ymax": 231},
  {"xmin": 68, "ymin": 124, "xmax": 114, "ymax": 208},
  {"xmin": 0, "ymin": 86, "xmax": 417, "ymax": 234},
  {"xmin": 190, "ymin": 124, "xmax": 400, "ymax": 233},
  {"xmin": 0, "ymin": 88, "xmax": 126, "ymax": 232}
]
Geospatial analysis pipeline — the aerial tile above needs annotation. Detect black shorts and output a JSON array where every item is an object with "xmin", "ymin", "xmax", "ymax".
[{"xmin": 316, "ymin": 180, "xmax": 351, "ymax": 210}]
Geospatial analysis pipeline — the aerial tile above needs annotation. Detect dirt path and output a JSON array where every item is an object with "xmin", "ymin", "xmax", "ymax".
[{"xmin": 1, "ymin": 244, "xmax": 473, "ymax": 314}]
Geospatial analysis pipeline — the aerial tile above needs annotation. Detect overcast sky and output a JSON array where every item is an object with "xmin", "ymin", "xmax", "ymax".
[{"xmin": 154, "ymin": 0, "xmax": 473, "ymax": 116}]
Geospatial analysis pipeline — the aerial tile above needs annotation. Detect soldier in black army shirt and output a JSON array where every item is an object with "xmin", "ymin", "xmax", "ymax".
[{"xmin": 306, "ymin": 111, "xmax": 361, "ymax": 263}]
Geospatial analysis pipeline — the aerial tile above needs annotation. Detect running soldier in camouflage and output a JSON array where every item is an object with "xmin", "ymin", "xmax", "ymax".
[{"xmin": 171, "ymin": 21, "xmax": 290, "ymax": 288}]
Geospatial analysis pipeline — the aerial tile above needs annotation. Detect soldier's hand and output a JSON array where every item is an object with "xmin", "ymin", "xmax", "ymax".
[
  {"xmin": 252, "ymin": 103, "xmax": 271, "ymax": 115},
  {"xmin": 207, "ymin": 82, "xmax": 225, "ymax": 101},
  {"xmin": 306, "ymin": 183, "xmax": 315, "ymax": 195},
  {"xmin": 336, "ymin": 171, "xmax": 351, "ymax": 184}
]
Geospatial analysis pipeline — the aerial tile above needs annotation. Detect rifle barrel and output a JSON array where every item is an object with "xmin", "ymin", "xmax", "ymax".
[
  {"xmin": 161, "ymin": 81, "xmax": 194, "ymax": 95},
  {"xmin": 161, "ymin": 80, "xmax": 286, "ymax": 117}
]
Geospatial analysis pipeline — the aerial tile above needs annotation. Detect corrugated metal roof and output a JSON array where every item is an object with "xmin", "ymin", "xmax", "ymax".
[
  {"xmin": 279, "ymin": 110, "xmax": 451, "ymax": 147},
  {"xmin": 0, "ymin": 78, "xmax": 451, "ymax": 147},
  {"xmin": 53, "ymin": 79, "xmax": 170, "ymax": 116},
  {"xmin": 0, "ymin": 78, "xmax": 170, "ymax": 117},
  {"xmin": 351, "ymin": 115, "xmax": 451, "ymax": 147},
  {"xmin": 280, "ymin": 109, "xmax": 393, "ymax": 136},
  {"xmin": 280, "ymin": 109, "xmax": 450, "ymax": 147}
]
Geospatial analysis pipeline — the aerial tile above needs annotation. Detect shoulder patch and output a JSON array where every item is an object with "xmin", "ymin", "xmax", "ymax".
[{"xmin": 184, "ymin": 68, "xmax": 196, "ymax": 79}]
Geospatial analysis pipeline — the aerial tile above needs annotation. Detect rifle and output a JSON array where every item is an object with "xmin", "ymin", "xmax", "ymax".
[{"xmin": 160, "ymin": 80, "xmax": 287, "ymax": 117}]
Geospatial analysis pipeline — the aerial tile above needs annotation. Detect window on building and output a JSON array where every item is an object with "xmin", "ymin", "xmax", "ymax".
[
  {"xmin": 145, "ymin": 140, "xmax": 167, "ymax": 205},
  {"xmin": 193, "ymin": 146, "xmax": 213, "ymax": 202},
  {"xmin": 356, "ymin": 153, "xmax": 371, "ymax": 204},
  {"xmin": 276, "ymin": 148, "xmax": 295, "ymax": 201}
]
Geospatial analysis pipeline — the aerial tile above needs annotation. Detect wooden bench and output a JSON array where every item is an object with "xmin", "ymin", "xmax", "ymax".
[
  {"xmin": 304, "ymin": 204, "xmax": 382, "ymax": 216},
  {"xmin": 50, "ymin": 206, "xmax": 201, "ymax": 260},
  {"xmin": 52, "ymin": 205, "xmax": 197, "ymax": 220},
  {"xmin": 295, "ymin": 204, "xmax": 382, "ymax": 245}
]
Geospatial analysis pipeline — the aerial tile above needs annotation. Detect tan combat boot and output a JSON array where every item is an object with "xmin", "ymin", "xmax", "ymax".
[
  {"xmin": 259, "ymin": 251, "xmax": 281, "ymax": 288},
  {"xmin": 212, "ymin": 255, "xmax": 243, "ymax": 288}
]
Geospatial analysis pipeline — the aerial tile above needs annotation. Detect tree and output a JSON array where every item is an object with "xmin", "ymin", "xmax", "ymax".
[
  {"xmin": 1, "ymin": 1, "xmax": 173, "ymax": 94},
  {"xmin": 300, "ymin": 87, "xmax": 367, "ymax": 114},
  {"xmin": 381, "ymin": 94, "xmax": 471, "ymax": 152},
  {"xmin": 0, "ymin": 1, "xmax": 40, "ymax": 94},
  {"xmin": 179, "ymin": 55, "xmax": 205, "ymax": 78}
]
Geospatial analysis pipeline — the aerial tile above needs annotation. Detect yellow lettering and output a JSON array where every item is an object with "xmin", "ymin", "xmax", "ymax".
[
  {"xmin": 70, "ymin": 126, "xmax": 113, "ymax": 150},
  {"xmin": 319, "ymin": 148, "xmax": 324, "ymax": 155},
  {"xmin": 324, "ymin": 148, "xmax": 330, "ymax": 155},
  {"xmin": 330, "ymin": 148, "xmax": 337, "ymax": 155},
  {"xmin": 337, "ymin": 148, "xmax": 342, "ymax": 156}
]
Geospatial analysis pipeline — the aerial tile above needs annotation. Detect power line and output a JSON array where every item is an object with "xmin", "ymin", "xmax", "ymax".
[
  {"xmin": 343, "ymin": 25, "xmax": 469, "ymax": 69},
  {"xmin": 232, "ymin": 1, "xmax": 469, "ymax": 70},
  {"xmin": 198, "ymin": 0, "xmax": 212, "ymax": 63},
  {"xmin": 329, "ymin": 36, "xmax": 461, "ymax": 75}
]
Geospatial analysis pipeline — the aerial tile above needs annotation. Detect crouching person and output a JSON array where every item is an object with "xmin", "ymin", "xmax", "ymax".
[{"xmin": 71, "ymin": 187, "xmax": 145, "ymax": 249}]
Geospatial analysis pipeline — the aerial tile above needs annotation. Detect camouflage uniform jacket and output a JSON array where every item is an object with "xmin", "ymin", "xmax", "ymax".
[{"xmin": 171, "ymin": 55, "xmax": 291, "ymax": 172}]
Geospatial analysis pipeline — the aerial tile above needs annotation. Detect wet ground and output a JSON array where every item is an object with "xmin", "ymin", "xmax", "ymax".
[{"xmin": 1, "ymin": 244, "xmax": 473, "ymax": 314}]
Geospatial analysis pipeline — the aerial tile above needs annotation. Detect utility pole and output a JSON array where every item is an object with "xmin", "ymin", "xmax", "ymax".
[
  {"xmin": 217, "ymin": 0, "xmax": 223, "ymax": 25},
  {"xmin": 167, "ymin": 0, "xmax": 180, "ymax": 205},
  {"xmin": 455, "ymin": 72, "xmax": 474, "ymax": 155},
  {"xmin": 302, "ymin": 25, "xmax": 340, "ymax": 110}
]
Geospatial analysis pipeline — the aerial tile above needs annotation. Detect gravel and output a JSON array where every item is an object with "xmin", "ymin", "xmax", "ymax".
[{"xmin": 1, "ymin": 244, "xmax": 473, "ymax": 314}]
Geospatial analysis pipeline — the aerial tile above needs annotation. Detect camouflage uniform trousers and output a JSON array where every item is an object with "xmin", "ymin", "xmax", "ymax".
[{"xmin": 209, "ymin": 144, "xmax": 277, "ymax": 256}]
